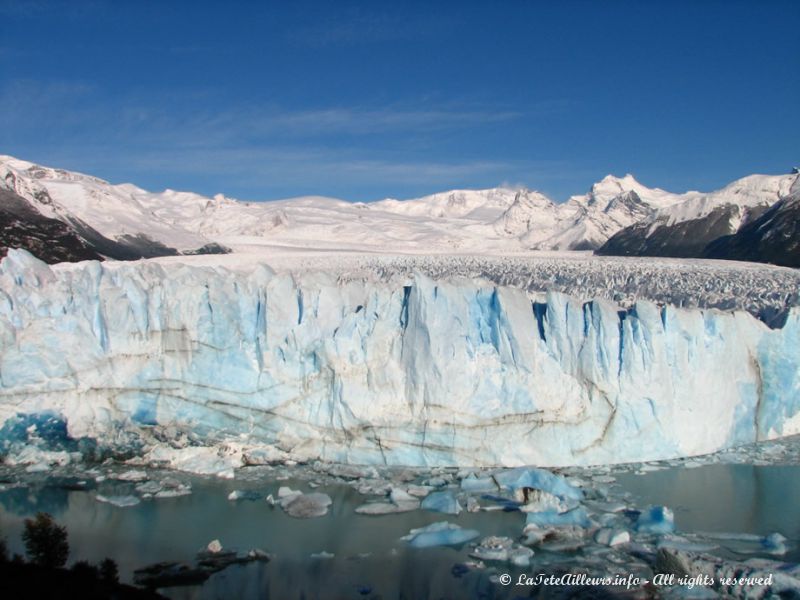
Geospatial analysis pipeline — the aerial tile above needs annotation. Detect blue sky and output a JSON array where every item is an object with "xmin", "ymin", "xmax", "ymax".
[{"xmin": 1, "ymin": 0, "xmax": 798, "ymax": 202}]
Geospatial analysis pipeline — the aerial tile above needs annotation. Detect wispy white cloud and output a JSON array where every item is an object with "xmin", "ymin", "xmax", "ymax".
[
  {"xmin": 0, "ymin": 77, "xmax": 574, "ymax": 199},
  {"xmin": 245, "ymin": 107, "xmax": 522, "ymax": 135},
  {"xmin": 0, "ymin": 78, "xmax": 529, "ymax": 150},
  {"xmin": 44, "ymin": 143, "xmax": 576, "ymax": 201}
]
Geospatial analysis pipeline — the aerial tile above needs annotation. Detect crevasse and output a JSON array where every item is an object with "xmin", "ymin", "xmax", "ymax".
[{"xmin": 0, "ymin": 249, "xmax": 798, "ymax": 467}]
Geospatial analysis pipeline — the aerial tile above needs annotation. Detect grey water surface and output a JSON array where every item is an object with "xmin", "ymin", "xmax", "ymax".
[{"xmin": 0, "ymin": 462, "xmax": 798, "ymax": 599}]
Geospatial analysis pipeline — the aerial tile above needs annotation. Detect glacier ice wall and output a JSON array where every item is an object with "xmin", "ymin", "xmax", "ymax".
[{"xmin": 0, "ymin": 249, "xmax": 798, "ymax": 467}]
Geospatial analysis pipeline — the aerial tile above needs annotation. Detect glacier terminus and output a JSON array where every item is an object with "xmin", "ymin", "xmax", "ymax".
[{"xmin": 1, "ymin": 249, "xmax": 798, "ymax": 469}]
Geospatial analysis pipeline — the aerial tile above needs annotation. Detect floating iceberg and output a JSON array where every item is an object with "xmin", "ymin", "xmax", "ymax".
[
  {"xmin": 96, "ymin": 494, "xmax": 140, "ymax": 508},
  {"xmin": 281, "ymin": 492, "xmax": 332, "ymax": 518},
  {"xmin": 594, "ymin": 527, "xmax": 630, "ymax": 547},
  {"xmin": 469, "ymin": 536, "xmax": 534, "ymax": 566},
  {"xmin": 525, "ymin": 506, "xmax": 591, "ymax": 528},
  {"xmin": 402, "ymin": 521, "xmax": 480, "ymax": 548},
  {"xmin": 420, "ymin": 490, "xmax": 462, "ymax": 515},
  {"xmin": 635, "ymin": 506, "xmax": 676, "ymax": 534},
  {"xmin": 493, "ymin": 467, "xmax": 583, "ymax": 501},
  {"xmin": 355, "ymin": 487, "xmax": 420, "ymax": 515},
  {"xmin": 460, "ymin": 474, "xmax": 497, "ymax": 493},
  {"xmin": 227, "ymin": 489, "xmax": 263, "ymax": 502}
]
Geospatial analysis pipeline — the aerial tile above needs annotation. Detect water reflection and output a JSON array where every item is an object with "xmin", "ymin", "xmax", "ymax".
[
  {"xmin": 616, "ymin": 464, "xmax": 800, "ymax": 561},
  {"xmin": 0, "ymin": 483, "xmax": 70, "ymax": 516}
]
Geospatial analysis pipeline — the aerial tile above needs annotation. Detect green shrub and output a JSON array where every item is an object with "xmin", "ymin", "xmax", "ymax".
[
  {"xmin": 99, "ymin": 557, "xmax": 119, "ymax": 584},
  {"xmin": 22, "ymin": 512, "xmax": 69, "ymax": 568},
  {"xmin": 71, "ymin": 560, "xmax": 99, "ymax": 580}
]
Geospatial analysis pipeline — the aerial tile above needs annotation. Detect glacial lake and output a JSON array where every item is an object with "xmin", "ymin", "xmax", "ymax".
[
  {"xmin": 615, "ymin": 463, "xmax": 800, "ymax": 563},
  {"xmin": 0, "ymin": 461, "xmax": 798, "ymax": 599}
]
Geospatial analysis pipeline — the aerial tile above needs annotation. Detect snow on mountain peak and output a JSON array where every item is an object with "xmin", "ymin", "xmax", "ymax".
[
  {"xmin": 1, "ymin": 153, "xmax": 795, "ymax": 260},
  {"xmin": 649, "ymin": 172, "xmax": 799, "ymax": 228}
]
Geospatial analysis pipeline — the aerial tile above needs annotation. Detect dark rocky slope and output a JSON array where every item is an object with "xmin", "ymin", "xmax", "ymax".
[
  {"xmin": 704, "ymin": 193, "xmax": 800, "ymax": 268},
  {"xmin": 1, "ymin": 188, "xmax": 229, "ymax": 264}
]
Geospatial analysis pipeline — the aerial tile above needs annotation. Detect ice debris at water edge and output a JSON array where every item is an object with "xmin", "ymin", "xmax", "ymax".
[{"xmin": 2, "ymin": 436, "xmax": 799, "ymax": 598}]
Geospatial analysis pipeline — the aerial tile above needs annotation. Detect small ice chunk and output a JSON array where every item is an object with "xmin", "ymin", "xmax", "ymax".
[
  {"xmin": 207, "ymin": 539, "xmax": 223, "ymax": 553},
  {"xmin": 637, "ymin": 464, "xmax": 663, "ymax": 473},
  {"xmin": 356, "ymin": 479, "xmax": 392, "ymax": 496},
  {"xmin": 96, "ymin": 494, "xmax": 141, "ymax": 508},
  {"xmin": 460, "ymin": 474, "xmax": 498, "ymax": 493},
  {"xmin": 115, "ymin": 470, "xmax": 149, "ymax": 482},
  {"xmin": 762, "ymin": 532, "xmax": 788, "ymax": 555},
  {"xmin": 146, "ymin": 446, "xmax": 239, "ymax": 479},
  {"xmin": 424, "ymin": 476, "xmax": 448, "ymax": 488},
  {"xmin": 389, "ymin": 487, "xmax": 416, "ymax": 504},
  {"xmin": 247, "ymin": 548, "xmax": 271, "ymax": 561},
  {"xmin": 25, "ymin": 463, "xmax": 50, "ymax": 473},
  {"xmin": 135, "ymin": 481, "xmax": 163, "ymax": 495},
  {"xmin": 594, "ymin": 527, "xmax": 631, "ymax": 547},
  {"xmin": 152, "ymin": 478, "xmax": 191, "ymax": 498},
  {"xmin": 243, "ymin": 446, "xmax": 287, "ymax": 466},
  {"xmin": 315, "ymin": 463, "xmax": 378, "ymax": 480},
  {"xmin": 402, "ymin": 521, "xmax": 480, "ymax": 548},
  {"xmin": 8, "ymin": 447, "xmax": 71, "ymax": 468},
  {"xmin": 520, "ymin": 526, "xmax": 547, "ymax": 545},
  {"xmin": 585, "ymin": 500, "xmax": 627, "ymax": 513},
  {"xmin": 421, "ymin": 490, "xmax": 462, "ymax": 515},
  {"xmin": 154, "ymin": 487, "xmax": 192, "ymax": 499},
  {"xmin": 479, "ymin": 494, "xmax": 522, "ymax": 511},
  {"xmin": 278, "ymin": 486, "xmax": 301, "ymax": 499},
  {"xmin": 518, "ymin": 488, "xmax": 572, "ymax": 513},
  {"xmin": 493, "ymin": 468, "xmax": 583, "ymax": 501},
  {"xmin": 534, "ymin": 527, "xmax": 587, "ymax": 552},
  {"xmin": 407, "ymin": 485, "xmax": 433, "ymax": 498},
  {"xmin": 469, "ymin": 536, "xmax": 513, "ymax": 561},
  {"xmin": 357, "ymin": 486, "xmax": 422, "ymax": 515},
  {"xmin": 311, "ymin": 551, "xmax": 334, "ymax": 559},
  {"xmin": 355, "ymin": 503, "xmax": 400, "ymax": 515},
  {"xmin": 282, "ymin": 492, "xmax": 332, "ymax": 518},
  {"xmin": 355, "ymin": 495, "xmax": 419, "ymax": 515},
  {"xmin": 635, "ymin": 506, "xmax": 675, "ymax": 534},
  {"xmin": 227, "ymin": 490, "xmax": 262, "ymax": 501},
  {"xmin": 509, "ymin": 546, "xmax": 534, "ymax": 567},
  {"xmin": 525, "ymin": 506, "xmax": 591, "ymax": 529}
]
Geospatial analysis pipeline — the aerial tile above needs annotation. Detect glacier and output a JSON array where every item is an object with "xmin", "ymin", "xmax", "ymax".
[{"xmin": 0, "ymin": 248, "xmax": 798, "ymax": 468}]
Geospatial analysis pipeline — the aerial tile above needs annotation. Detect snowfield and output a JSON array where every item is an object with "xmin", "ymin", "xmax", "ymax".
[
  {"xmin": 1, "ymin": 249, "xmax": 798, "ymax": 468},
  {"xmin": 118, "ymin": 250, "xmax": 800, "ymax": 323}
]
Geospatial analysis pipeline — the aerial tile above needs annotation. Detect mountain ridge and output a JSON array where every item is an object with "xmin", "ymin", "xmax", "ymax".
[{"xmin": 1, "ymin": 154, "xmax": 796, "ymax": 266}]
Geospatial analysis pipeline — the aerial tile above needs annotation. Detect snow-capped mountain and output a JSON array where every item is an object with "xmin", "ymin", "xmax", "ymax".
[
  {"xmin": 0, "ymin": 156, "xmax": 227, "ymax": 260},
  {"xmin": 0, "ymin": 186, "xmax": 104, "ymax": 263},
  {"xmin": 515, "ymin": 174, "xmax": 685, "ymax": 251},
  {"xmin": 597, "ymin": 172, "xmax": 799, "ymax": 264},
  {"xmin": 704, "ymin": 176, "xmax": 800, "ymax": 267},
  {"xmin": 1, "ymin": 154, "xmax": 797, "ymax": 266}
]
